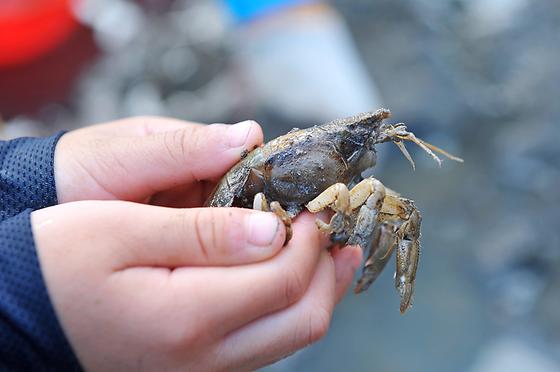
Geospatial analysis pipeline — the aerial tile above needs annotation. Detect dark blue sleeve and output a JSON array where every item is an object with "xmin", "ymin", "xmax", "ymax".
[
  {"xmin": 0, "ymin": 134, "xmax": 82, "ymax": 371},
  {"xmin": 1, "ymin": 134, "xmax": 63, "ymax": 221}
]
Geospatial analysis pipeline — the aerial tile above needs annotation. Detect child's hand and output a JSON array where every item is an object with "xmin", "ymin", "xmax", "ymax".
[
  {"xmin": 38, "ymin": 116, "xmax": 362, "ymax": 370},
  {"xmin": 32, "ymin": 203, "xmax": 361, "ymax": 371},
  {"xmin": 54, "ymin": 116, "xmax": 264, "ymax": 207}
]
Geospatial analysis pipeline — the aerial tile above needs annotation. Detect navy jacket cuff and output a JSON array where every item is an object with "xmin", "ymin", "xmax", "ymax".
[
  {"xmin": 0, "ymin": 210, "xmax": 82, "ymax": 371},
  {"xmin": 1, "ymin": 132, "xmax": 65, "ymax": 221}
]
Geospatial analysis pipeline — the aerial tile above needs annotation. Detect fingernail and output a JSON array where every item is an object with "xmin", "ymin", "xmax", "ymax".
[
  {"xmin": 228, "ymin": 121, "xmax": 254, "ymax": 148},
  {"xmin": 246, "ymin": 212, "xmax": 280, "ymax": 247}
]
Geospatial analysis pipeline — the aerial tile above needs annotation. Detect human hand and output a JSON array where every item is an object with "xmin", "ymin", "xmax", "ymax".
[
  {"xmin": 54, "ymin": 116, "xmax": 263, "ymax": 206},
  {"xmin": 32, "ymin": 202, "xmax": 362, "ymax": 371},
  {"xmin": 40, "ymin": 116, "xmax": 362, "ymax": 370}
]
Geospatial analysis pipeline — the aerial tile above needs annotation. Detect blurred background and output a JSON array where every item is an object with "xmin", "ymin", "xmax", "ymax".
[{"xmin": 1, "ymin": 0, "xmax": 559, "ymax": 371}]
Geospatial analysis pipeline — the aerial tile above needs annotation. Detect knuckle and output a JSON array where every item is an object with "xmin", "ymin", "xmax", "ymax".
[
  {"xmin": 190, "ymin": 208, "xmax": 227, "ymax": 261},
  {"xmin": 283, "ymin": 268, "xmax": 307, "ymax": 305},
  {"xmin": 191, "ymin": 209, "xmax": 213, "ymax": 261},
  {"xmin": 185, "ymin": 125, "xmax": 209, "ymax": 153},
  {"xmin": 156, "ymin": 299, "xmax": 212, "ymax": 351},
  {"xmin": 159, "ymin": 322, "xmax": 199, "ymax": 351},
  {"xmin": 162, "ymin": 128, "xmax": 189, "ymax": 165},
  {"xmin": 300, "ymin": 305, "xmax": 331, "ymax": 347}
]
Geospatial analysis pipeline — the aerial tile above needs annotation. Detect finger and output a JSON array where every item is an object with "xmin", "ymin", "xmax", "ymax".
[
  {"xmin": 215, "ymin": 250, "xmax": 336, "ymax": 371},
  {"xmin": 67, "ymin": 119, "xmax": 263, "ymax": 202},
  {"xmin": 83, "ymin": 116, "xmax": 195, "ymax": 137},
  {"xmin": 110, "ymin": 203, "xmax": 285, "ymax": 268},
  {"xmin": 331, "ymin": 245, "xmax": 362, "ymax": 303},
  {"xmin": 153, "ymin": 212, "xmax": 328, "ymax": 339}
]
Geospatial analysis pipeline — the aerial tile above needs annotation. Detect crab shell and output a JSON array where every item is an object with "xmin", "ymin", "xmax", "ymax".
[{"xmin": 206, "ymin": 109, "xmax": 391, "ymax": 214}]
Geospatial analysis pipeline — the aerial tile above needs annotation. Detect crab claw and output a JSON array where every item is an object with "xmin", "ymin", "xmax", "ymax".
[
  {"xmin": 354, "ymin": 222, "xmax": 395, "ymax": 293},
  {"xmin": 394, "ymin": 210, "xmax": 421, "ymax": 314},
  {"xmin": 395, "ymin": 240, "xmax": 417, "ymax": 313}
]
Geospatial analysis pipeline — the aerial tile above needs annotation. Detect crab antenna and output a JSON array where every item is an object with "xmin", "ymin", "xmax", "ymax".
[
  {"xmin": 415, "ymin": 137, "xmax": 464, "ymax": 163},
  {"xmin": 384, "ymin": 124, "xmax": 464, "ymax": 166},
  {"xmin": 402, "ymin": 132, "xmax": 443, "ymax": 167},
  {"xmin": 393, "ymin": 141, "xmax": 416, "ymax": 170}
]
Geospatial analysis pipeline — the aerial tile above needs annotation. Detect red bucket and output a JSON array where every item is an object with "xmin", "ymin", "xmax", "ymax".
[{"xmin": 0, "ymin": 0, "xmax": 79, "ymax": 67}]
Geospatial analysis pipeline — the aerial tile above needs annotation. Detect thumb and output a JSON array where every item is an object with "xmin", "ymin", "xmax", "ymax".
[
  {"xmin": 56, "ymin": 119, "xmax": 263, "ymax": 202},
  {"xmin": 110, "ymin": 203, "xmax": 287, "ymax": 268}
]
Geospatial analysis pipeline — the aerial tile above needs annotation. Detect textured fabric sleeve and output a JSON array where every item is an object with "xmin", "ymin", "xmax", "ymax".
[
  {"xmin": 1, "ymin": 133, "xmax": 65, "ymax": 221},
  {"xmin": 0, "ymin": 210, "xmax": 82, "ymax": 371}
]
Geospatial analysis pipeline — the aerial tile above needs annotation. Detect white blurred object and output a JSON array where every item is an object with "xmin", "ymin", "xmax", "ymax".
[
  {"xmin": 73, "ymin": 0, "xmax": 146, "ymax": 51},
  {"xmin": 465, "ymin": 0, "xmax": 529, "ymax": 37},
  {"xmin": 123, "ymin": 82, "xmax": 165, "ymax": 117},
  {"xmin": 469, "ymin": 337, "xmax": 558, "ymax": 372},
  {"xmin": 1, "ymin": 117, "xmax": 44, "ymax": 140},
  {"xmin": 171, "ymin": 0, "xmax": 229, "ymax": 46},
  {"xmin": 229, "ymin": 4, "xmax": 382, "ymax": 122}
]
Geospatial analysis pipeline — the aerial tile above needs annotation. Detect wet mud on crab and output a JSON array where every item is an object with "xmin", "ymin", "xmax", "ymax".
[{"xmin": 206, "ymin": 109, "xmax": 462, "ymax": 314}]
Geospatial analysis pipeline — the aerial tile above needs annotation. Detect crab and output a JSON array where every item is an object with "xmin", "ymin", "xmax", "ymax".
[{"xmin": 206, "ymin": 109, "xmax": 462, "ymax": 313}]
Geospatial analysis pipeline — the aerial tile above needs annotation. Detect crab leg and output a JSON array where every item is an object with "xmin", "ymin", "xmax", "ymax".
[
  {"xmin": 306, "ymin": 183, "xmax": 351, "ymax": 234},
  {"xmin": 353, "ymin": 190, "xmax": 421, "ymax": 314},
  {"xmin": 349, "ymin": 178, "xmax": 386, "ymax": 211},
  {"xmin": 354, "ymin": 222, "xmax": 396, "ymax": 293},
  {"xmin": 347, "ymin": 178, "xmax": 386, "ymax": 248},
  {"xmin": 253, "ymin": 193, "xmax": 293, "ymax": 243},
  {"xmin": 306, "ymin": 178, "xmax": 387, "ymax": 233},
  {"xmin": 305, "ymin": 178, "xmax": 421, "ymax": 314}
]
